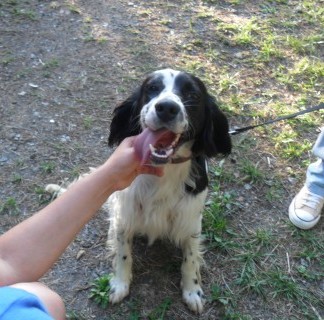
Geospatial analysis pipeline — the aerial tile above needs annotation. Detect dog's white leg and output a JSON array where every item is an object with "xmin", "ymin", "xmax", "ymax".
[
  {"xmin": 181, "ymin": 236, "xmax": 205, "ymax": 313},
  {"xmin": 109, "ymin": 230, "xmax": 133, "ymax": 304}
]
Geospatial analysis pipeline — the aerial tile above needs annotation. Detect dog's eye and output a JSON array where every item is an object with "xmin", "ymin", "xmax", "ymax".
[
  {"xmin": 147, "ymin": 84, "xmax": 160, "ymax": 93},
  {"xmin": 186, "ymin": 92, "xmax": 200, "ymax": 100}
]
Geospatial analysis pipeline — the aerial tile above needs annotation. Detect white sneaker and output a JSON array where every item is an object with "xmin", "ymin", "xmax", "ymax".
[{"xmin": 289, "ymin": 186, "xmax": 323, "ymax": 229}]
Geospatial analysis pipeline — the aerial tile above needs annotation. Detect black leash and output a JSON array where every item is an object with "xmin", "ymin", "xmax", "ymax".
[{"xmin": 229, "ymin": 102, "xmax": 324, "ymax": 135}]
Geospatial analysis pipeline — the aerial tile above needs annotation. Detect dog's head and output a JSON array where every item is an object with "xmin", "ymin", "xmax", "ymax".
[{"xmin": 108, "ymin": 69, "xmax": 231, "ymax": 164}]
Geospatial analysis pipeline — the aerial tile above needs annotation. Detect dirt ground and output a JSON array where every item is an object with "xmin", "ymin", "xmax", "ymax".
[{"xmin": 0, "ymin": 1, "xmax": 323, "ymax": 319}]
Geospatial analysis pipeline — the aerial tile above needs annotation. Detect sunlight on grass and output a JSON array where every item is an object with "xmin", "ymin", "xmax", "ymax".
[
  {"xmin": 273, "ymin": 130, "xmax": 312, "ymax": 160},
  {"xmin": 216, "ymin": 18, "xmax": 259, "ymax": 46}
]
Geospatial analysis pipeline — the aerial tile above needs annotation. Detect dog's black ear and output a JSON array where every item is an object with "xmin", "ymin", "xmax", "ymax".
[
  {"xmin": 108, "ymin": 90, "xmax": 142, "ymax": 146},
  {"xmin": 192, "ymin": 95, "xmax": 232, "ymax": 157}
]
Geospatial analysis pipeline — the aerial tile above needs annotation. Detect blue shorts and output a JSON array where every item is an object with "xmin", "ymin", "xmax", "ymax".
[{"xmin": 0, "ymin": 286, "xmax": 53, "ymax": 319}]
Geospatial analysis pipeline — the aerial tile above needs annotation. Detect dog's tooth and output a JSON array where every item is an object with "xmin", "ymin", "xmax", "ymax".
[
  {"xmin": 171, "ymin": 134, "xmax": 181, "ymax": 147},
  {"xmin": 149, "ymin": 144, "xmax": 156, "ymax": 153}
]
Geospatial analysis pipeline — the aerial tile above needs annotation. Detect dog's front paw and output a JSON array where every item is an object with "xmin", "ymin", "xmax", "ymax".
[
  {"xmin": 45, "ymin": 184, "xmax": 66, "ymax": 197},
  {"xmin": 109, "ymin": 277, "xmax": 130, "ymax": 304},
  {"xmin": 182, "ymin": 288, "xmax": 205, "ymax": 314}
]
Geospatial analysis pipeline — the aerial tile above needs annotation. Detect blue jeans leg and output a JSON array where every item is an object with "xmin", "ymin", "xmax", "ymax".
[{"xmin": 306, "ymin": 129, "xmax": 324, "ymax": 197}]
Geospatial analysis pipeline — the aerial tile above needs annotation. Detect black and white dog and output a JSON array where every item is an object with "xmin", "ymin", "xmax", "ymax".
[{"xmin": 107, "ymin": 69, "xmax": 231, "ymax": 313}]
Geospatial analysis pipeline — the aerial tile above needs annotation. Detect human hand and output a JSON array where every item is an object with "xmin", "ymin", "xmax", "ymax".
[{"xmin": 105, "ymin": 136, "xmax": 164, "ymax": 191}]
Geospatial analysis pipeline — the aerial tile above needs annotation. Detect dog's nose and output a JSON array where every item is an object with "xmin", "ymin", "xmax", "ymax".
[{"xmin": 155, "ymin": 100, "xmax": 180, "ymax": 122}]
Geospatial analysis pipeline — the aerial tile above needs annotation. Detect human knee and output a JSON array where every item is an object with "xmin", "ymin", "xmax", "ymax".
[{"xmin": 11, "ymin": 282, "xmax": 66, "ymax": 320}]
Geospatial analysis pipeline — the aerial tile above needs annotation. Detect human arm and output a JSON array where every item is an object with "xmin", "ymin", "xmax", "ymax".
[{"xmin": 0, "ymin": 137, "xmax": 163, "ymax": 286}]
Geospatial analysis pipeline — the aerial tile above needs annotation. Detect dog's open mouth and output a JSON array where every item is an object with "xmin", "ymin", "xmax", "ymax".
[{"xmin": 134, "ymin": 128, "xmax": 181, "ymax": 165}]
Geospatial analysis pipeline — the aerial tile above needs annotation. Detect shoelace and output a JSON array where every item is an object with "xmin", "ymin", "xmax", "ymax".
[{"xmin": 301, "ymin": 190, "xmax": 324, "ymax": 210}]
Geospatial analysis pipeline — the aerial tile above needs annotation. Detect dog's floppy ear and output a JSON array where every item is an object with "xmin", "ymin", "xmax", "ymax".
[
  {"xmin": 192, "ymin": 95, "xmax": 232, "ymax": 157},
  {"xmin": 108, "ymin": 89, "xmax": 142, "ymax": 146}
]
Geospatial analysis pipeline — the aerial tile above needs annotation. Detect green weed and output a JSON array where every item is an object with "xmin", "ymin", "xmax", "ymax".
[
  {"xmin": 267, "ymin": 270, "xmax": 305, "ymax": 300},
  {"xmin": 258, "ymin": 34, "xmax": 282, "ymax": 61},
  {"xmin": 66, "ymin": 3, "xmax": 81, "ymax": 14},
  {"xmin": 273, "ymin": 130, "xmax": 312, "ymax": 160},
  {"xmin": 12, "ymin": 7, "xmax": 38, "ymax": 20},
  {"xmin": 41, "ymin": 162, "xmax": 56, "ymax": 174},
  {"xmin": 83, "ymin": 116, "xmax": 93, "ymax": 129},
  {"xmin": 218, "ymin": 72, "xmax": 239, "ymax": 93},
  {"xmin": 35, "ymin": 186, "xmax": 52, "ymax": 205},
  {"xmin": 89, "ymin": 274, "xmax": 112, "ymax": 308},
  {"xmin": 1, "ymin": 56, "xmax": 15, "ymax": 66},
  {"xmin": 276, "ymin": 57, "xmax": 324, "ymax": 92},
  {"xmin": 216, "ymin": 19, "xmax": 259, "ymax": 46},
  {"xmin": 0, "ymin": 197, "xmax": 19, "ymax": 215},
  {"xmin": 11, "ymin": 173, "xmax": 22, "ymax": 184},
  {"xmin": 240, "ymin": 159, "xmax": 264, "ymax": 183},
  {"xmin": 43, "ymin": 58, "xmax": 59, "ymax": 70},
  {"xmin": 66, "ymin": 311, "xmax": 87, "ymax": 320},
  {"xmin": 210, "ymin": 284, "xmax": 237, "ymax": 310},
  {"xmin": 148, "ymin": 298, "xmax": 172, "ymax": 320}
]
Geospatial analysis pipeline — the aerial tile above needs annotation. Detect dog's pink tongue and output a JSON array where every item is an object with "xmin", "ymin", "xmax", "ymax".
[{"xmin": 134, "ymin": 128, "xmax": 169, "ymax": 165}]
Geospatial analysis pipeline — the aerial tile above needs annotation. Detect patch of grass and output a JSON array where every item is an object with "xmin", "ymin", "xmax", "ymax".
[
  {"xmin": 11, "ymin": 173, "xmax": 22, "ymax": 184},
  {"xmin": 301, "ymin": 0, "xmax": 324, "ymax": 24},
  {"xmin": 267, "ymin": 269, "xmax": 306, "ymax": 300},
  {"xmin": 292, "ymin": 228, "xmax": 324, "ymax": 263},
  {"xmin": 68, "ymin": 166, "xmax": 83, "ymax": 179},
  {"xmin": 66, "ymin": 310, "xmax": 88, "ymax": 320},
  {"xmin": 239, "ymin": 159, "xmax": 264, "ymax": 183},
  {"xmin": 265, "ymin": 181, "xmax": 284, "ymax": 203},
  {"xmin": 216, "ymin": 19, "xmax": 259, "ymax": 46},
  {"xmin": 127, "ymin": 299, "xmax": 141, "ymax": 320},
  {"xmin": 159, "ymin": 19, "xmax": 172, "ymax": 26},
  {"xmin": 0, "ymin": 197, "xmax": 19, "ymax": 215},
  {"xmin": 12, "ymin": 7, "xmax": 38, "ymax": 20},
  {"xmin": 258, "ymin": 34, "xmax": 282, "ymax": 61},
  {"xmin": 234, "ymin": 249, "xmax": 265, "ymax": 289},
  {"xmin": 293, "ymin": 57, "xmax": 324, "ymax": 82},
  {"xmin": 286, "ymin": 34, "xmax": 321, "ymax": 54},
  {"xmin": 1, "ymin": 55, "xmax": 15, "ymax": 66},
  {"xmin": 276, "ymin": 57, "xmax": 324, "ymax": 92},
  {"xmin": 97, "ymin": 36, "xmax": 108, "ymax": 44},
  {"xmin": 0, "ymin": 0, "xmax": 18, "ymax": 6},
  {"xmin": 218, "ymin": 72, "xmax": 239, "ymax": 93},
  {"xmin": 203, "ymin": 167, "xmax": 238, "ymax": 252},
  {"xmin": 35, "ymin": 186, "xmax": 52, "ymax": 205},
  {"xmin": 210, "ymin": 284, "xmax": 253, "ymax": 320},
  {"xmin": 205, "ymin": 184, "xmax": 236, "ymax": 232},
  {"xmin": 66, "ymin": 2, "xmax": 81, "ymax": 14},
  {"xmin": 296, "ymin": 264, "xmax": 323, "ymax": 281},
  {"xmin": 89, "ymin": 274, "xmax": 112, "ymax": 308},
  {"xmin": 272, "ymin": 130, "xmax": 312, "ymax": 160},
  {"xmin": 83, "ymin": 115, "xmax": 93, "ymax": 129},
  {"xmin": 148, "ymin": 298, "xmax": 172, "ymax": 320},
  {"xmin": 40, "ymin": 162, "xmax": 56, "ymax": 174},
  {"xmin": 250, "ymin": 228, "xmax": 274, "ymax": 247},
  {"xmin": 210, "ymin": 284, "xmax": 234, "ymax": 306},
  {"xmin": 43, "ymin": 58, "xmax": 59, "ymax": 70}
]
